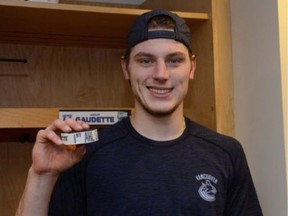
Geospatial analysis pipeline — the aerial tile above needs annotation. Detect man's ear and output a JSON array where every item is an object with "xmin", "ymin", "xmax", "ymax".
[
  {"xmin": 121, "ymin": 57, "xmax": 130, "ymax": 80},
  {"xmin": 189, "ymin": 54, "xmax": 197, "ymax": 80}
]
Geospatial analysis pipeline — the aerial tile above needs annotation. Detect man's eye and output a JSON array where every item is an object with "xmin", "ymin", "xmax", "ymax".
[
  {"xmin": 138, "ymin": 58, "xmax": 154, "ymax": 66},
  {"xmin": 167, "ymin": 57, "xmax": 184, "ymax": 65}
]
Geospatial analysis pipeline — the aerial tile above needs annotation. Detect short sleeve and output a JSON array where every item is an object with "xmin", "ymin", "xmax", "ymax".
[{"xmin": 223, "ymin": 141, "xmax": 263, "ymax": 216}]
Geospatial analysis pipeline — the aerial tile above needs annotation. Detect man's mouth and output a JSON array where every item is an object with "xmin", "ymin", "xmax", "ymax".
[{"xmin": 148, "ymin": 87, "xmax": 173, "ymax": 94}]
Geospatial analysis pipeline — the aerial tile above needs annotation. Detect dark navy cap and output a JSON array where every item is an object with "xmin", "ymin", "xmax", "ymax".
[{"xmin": 125, "ymin": 9, "xmax": 192, "ymax": 54}]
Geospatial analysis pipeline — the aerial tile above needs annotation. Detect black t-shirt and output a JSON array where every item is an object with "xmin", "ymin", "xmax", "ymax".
[{"xmin": 49, "ymin": 117, "xmax": 263, "ymax": 216}]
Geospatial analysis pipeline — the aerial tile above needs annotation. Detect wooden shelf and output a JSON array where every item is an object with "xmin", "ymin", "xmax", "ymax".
[
  {"xmin": 0, "ymin": 108, "xmax": 132, "ymax": 128},
  {"xmin": 0, "ymin": 108, "xmax": 59, "ymax": 128},
  {"xmin": 0, "ymin": 108, "xmax": 132, "ymax": 142},
  {"xmin": 0, "ymin": 0, "xmax": 209, "ymax": 47}
]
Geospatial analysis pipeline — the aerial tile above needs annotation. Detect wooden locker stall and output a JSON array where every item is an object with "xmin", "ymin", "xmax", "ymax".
[{"xmin": 0, "ymin": 0, "xmax": 233, "ymax": 215}]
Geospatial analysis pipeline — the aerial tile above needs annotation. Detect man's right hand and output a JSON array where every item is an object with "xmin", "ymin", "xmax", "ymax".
[
  {"xmin": 16, "ymin": 118, "xmax": 90, "ymax": 216},
  {"xmin": 31, "ymin": 118, "xmax": 89, "ymax": 176}
]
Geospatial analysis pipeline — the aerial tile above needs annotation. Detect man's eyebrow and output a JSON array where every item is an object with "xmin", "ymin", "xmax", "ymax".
[
  {"xmin": 166, "ymin": 52, "xmax": 186, "ymax": 57},
  {"xmin": 134, "ymin": 51, "xmax": 186, "ymax": 58},
  {"xmin": 134, "ymin": 52, "xmax": 155, "ymax": 58}
]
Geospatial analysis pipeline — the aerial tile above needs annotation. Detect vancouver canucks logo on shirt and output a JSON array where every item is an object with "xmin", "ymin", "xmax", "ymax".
[{"xmin": 195, "ymin": 174, "xmax": 218, "ymax": 202}]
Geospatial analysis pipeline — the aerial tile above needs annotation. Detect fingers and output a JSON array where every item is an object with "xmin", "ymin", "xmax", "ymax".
[
  {"xmin": 37, "ymin": 129, "xmax": 63, "ymax": 145},
  {"xmin": 37, "ymin": 119, "xmax": 90, "ymax": 145},
  {"xmin": 46, "ymin": 118, "xmax": 89, "ymax": 133}
]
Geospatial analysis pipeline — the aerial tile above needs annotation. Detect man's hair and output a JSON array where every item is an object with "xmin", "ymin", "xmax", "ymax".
[{"xmin": 147, "ymin": 15, "xmax": 175, "ymax": 31}]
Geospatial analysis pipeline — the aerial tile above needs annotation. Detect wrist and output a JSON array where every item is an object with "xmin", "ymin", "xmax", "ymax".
[{"xmin": 28, "ymin": 165, "xmax": 59, "ymax": 182}]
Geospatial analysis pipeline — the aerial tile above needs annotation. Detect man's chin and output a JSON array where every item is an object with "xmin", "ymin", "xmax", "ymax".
[{"xmin": 143, "ymin": 105, "xmax": 179, "ymax": 117}]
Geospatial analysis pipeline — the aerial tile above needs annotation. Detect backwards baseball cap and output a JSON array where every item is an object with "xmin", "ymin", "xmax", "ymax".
[{"xmin": 125, "ymin": 9, "xmax": 192, "ymax": 56}]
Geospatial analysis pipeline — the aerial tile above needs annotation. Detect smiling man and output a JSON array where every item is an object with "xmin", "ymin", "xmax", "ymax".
[
  {"xmin": 121, "ymin": 38, "xmax": 195, "ymax": 141},
  {"xmin": 16, "ymin": 9, "xmax": 263, "ymax": 216}
]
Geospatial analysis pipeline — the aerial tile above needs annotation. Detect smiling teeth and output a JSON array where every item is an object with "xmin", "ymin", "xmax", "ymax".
[{"xmin": 149, "ymin": 88, "xmax": 171, "ymax": 94}]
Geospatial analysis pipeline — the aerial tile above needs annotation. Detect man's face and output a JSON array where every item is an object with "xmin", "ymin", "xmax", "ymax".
[{"xmin": 122, "ymin": 39, "xmax": 196, "ymax": 116}]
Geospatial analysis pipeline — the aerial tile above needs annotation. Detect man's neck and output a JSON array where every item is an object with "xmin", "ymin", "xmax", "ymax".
[{"xmin": 130, "ymin": 106, "xmax": 186, "ymax": 141}]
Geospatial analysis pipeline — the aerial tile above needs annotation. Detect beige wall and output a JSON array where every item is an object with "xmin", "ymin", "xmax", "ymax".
[
  {"xmin": 230, "ymin": 0, "xmax": 287, "ymax": 215},
  {"xmin": 278, "ymin": 0, "xmax": 287, "ymax": 197}
]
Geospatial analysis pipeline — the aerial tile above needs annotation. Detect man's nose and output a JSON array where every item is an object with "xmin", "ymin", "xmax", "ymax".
[{"xmin": 153, "ymin": 60, "xmax": 169, "ymax": 81}]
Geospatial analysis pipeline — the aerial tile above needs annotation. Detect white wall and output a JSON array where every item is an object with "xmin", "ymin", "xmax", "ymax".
[{"xmin": 230, "ymin": 0, "xmax": 287, "ymax": 215}]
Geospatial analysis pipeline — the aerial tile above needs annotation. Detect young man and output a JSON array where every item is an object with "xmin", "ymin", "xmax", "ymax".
[{"xmin": 16, "ymin": 9, "xmax": 263, "ymax": 215}]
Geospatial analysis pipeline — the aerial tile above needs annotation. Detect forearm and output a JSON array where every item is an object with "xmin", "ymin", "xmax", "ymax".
[{"xmin": 16, "ymin": 166, "xmax": 59, "ymax": 216}]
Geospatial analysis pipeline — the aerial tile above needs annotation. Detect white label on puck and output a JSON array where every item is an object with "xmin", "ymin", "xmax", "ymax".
[{"xmin": 61, "ymin": 129, "xmax": 98, "ymax": 145}]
